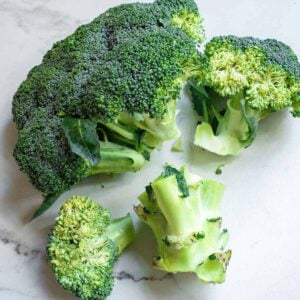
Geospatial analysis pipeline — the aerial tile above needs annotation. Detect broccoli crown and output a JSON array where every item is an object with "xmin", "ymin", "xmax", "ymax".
[
  {"xmin": 204, "ymin": 35, "xmax": 300, "ymax": 113},
  {"xmin": 135, "ymin": 165, "xmax": 231, "ymax": 283},
  {"xmin": 12, "ymin": 0, "xmax": 204, "ymax": 216},
  {"xmin": 13, "ymin": 109, "xmax": 90, "ymax": 196},
  {"xmin": 47, "ymin": 196, "xmax": 135, "ymax": 300},
  {"xmin": 12, "ymin": 0, "xmax": 203, "ymax": 130}
]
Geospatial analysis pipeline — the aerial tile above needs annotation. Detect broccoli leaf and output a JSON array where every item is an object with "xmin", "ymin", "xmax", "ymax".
[
  {"xmin": 31, "ymin": 193, "xmax": 60, "ymax": 220},
  {"xmin": 161, "ymin": 165, "xmax": 189, "ymax": 197},
  {"xmin": 240, "ymin": 99, "xmax": 258, "ymax": 147},
  {"xmin": 146, "ymin": 185, "xmax": 156, "ymax": 202},
  {"xmin": 63, "ymin": 118, "xmax": 100, "ymax": 166},
  {"xmin": 188, "ymin": 79, "xmax": 211, "ymax": 122}
]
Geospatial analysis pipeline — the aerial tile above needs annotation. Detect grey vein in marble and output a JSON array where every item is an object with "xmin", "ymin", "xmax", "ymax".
[
  {"xmin": 0, "ymin": 229, "xmax": 43, "ymax": 258},
  {"xmin": 114, "ymin": 271, "xmax": 173, "ymax": 282}
]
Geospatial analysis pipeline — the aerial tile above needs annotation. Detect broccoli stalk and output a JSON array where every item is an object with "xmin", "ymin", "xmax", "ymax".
[
  {"xmin": 89, "ymin": 141, "xmax": 147, "ymax": 175},
  {"xmin": 47, "ymin": 196, "xmax": 135, "ymax": 300},
  {"xmin": 135, "ymin": 165, "xmax": 231, "ymax": 283},
  {"xmin": 191, "ymin": 36, "xmax": 300, "ymax": 156},
  {"xmin": 105, "ymin": 215, "xmax": 135, "ymax": 254}
]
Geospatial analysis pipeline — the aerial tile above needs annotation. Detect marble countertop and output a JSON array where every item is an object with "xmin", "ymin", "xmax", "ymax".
[{"xmin": 1, "ymin": 0, "xmax": 300, "ymax": 299}]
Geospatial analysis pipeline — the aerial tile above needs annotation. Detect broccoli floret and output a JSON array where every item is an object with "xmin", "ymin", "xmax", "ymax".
[
  {"xmin": 135, "ymin": 165, "xmax": 231, "ymax": 283},
  {"xmin": 12, "ymin": 0, "xmax": 204, "ymax": 216},
  {"xmin": 13, "ymin": 109, "xmax": 146, "ymax": 218},
  {"xmin": 47, "ymin": 196, "xmax": 135, "ymax": 300},
  {"xmin": 190, "ymin": 35, "xmax": 300, "ymax": 156}
]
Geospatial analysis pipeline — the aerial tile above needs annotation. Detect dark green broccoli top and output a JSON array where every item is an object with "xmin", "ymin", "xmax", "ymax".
[
  {"xmin": 12, "ymin": 0, "xmax": 202, "ymax": 129},
  {"xmin": 79, "ymin": 25, "xmax": 200, "ymax": 120}
]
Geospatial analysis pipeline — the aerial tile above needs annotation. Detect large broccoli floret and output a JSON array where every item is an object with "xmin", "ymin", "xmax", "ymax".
[
  {"xmin": 135, "ymin": 165, "xmax": 231, "ymax": 283},
  {"xmin": 47, "ymin": 196, "xmax": 135, "ymax": 300},
  {"xmin": 190, "ymin": 36, "xmax": 300, "ymax": 156},
  {"xmin": 12, "ymin": 0, "xmax": 204, "ymax": 216}
]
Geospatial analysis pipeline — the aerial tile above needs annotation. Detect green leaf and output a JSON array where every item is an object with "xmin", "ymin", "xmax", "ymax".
[
  {"xmin": 62, "ymin": 118, "xmax": 100, "ymax": 166},
  {"xmin": 188, "ymin": 79, "xmax": 211, "ymax": 122},
  {"xmin": 145, "ymin": 184, "xmax": 156, "ymax": 202},
  {"xmin": 31, "ymin": 193, "xmax": 60, "ymax": 220},
  {"xmin": 240, "ymin": 99, "xmax": 258, "ymax": 147},
  {"xmin": 161, "ymin": 165, "xmax": 189, "ymax": 197}
]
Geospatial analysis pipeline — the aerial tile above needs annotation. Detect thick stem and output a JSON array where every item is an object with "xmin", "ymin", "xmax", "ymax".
[
  {"xmin": 98, "ymin": 118, "xmax": 158, "ymax": 153},
  {"xmin": 151, "ymin": 176, "xmax": 199, "ymax": 236},
  {"xmin": 89, "ymin": 141, "xmax": 146, "ymax": 174},
  {"xmin": 217, "ymin": 98, "xmax": 248, "ymax": 138},
  {"xmin": 104, "ymin": 214, "xmax": 135, "ymax": 255},
  {"xmin": 118, "ymin": 101, "xmax": 179, "ymax": 143}
]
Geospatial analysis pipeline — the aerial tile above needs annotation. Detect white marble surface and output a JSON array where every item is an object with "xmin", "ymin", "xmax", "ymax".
[{"xmin": 1, "ymin": 0, "xmax": 300, "ymax": 299}]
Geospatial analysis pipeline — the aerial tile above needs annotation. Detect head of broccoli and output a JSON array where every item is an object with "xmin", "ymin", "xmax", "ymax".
[
  {"xmin": 47, "ymin": 196, "xmax": 135, "ymax": 300},
  {"xmin": 12, "ymin": 0, "xmax": 204, "ymax": 216},
  {"xmin": 135, "ymin": 165, "xmax": 231, "ymax": 283},
  {"xmin": 190, "ymin": 35, "xmax": 300, "ymax": 156}
]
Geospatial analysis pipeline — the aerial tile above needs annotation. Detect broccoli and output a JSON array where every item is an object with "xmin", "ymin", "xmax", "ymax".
[
  {"xmin": 12, "ymin": 0, "xmax": 205, "ymax": 216},
  {"xmin": 47, "ymin": 196, "xmax": 135, "ymax": 300},
  {"xmin": 135, "ymin": 165, "xmax": 231, "ymax": 283},
  {"xmin": 190, "ymin": 36, "xmax": 300, "ymax": 156},
  {"xmin": 13, "ymin": 109, "xmax": 146, "ymax": 218}
]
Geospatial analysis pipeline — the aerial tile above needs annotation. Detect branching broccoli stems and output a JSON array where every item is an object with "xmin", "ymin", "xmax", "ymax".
[
  {"xmin": 89, "ymin": 141, "xmax": 146, "ymax": 174},
  {"xmin": 192, "ymin": 83, "xmax": 275, "ymax": 156}
]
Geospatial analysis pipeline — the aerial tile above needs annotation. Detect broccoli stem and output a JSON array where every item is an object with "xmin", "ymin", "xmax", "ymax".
[
  {"xmin": 103, "ymin": 122, "xmax": 137, "ymax": 142},
  {"xmin": 151, "ymin": 175, "xmax": 199, "ymax": 236},
  {"xmin": 98, "ymin": 118, "xmax": 158, "ymax": 154},
  {"xmin": 104, "ymin": 214, "xmax": 135, "ymax": 254},
  {"xmin": 89, "ymin": 141, "xmax": 146, "ymax": 174}
]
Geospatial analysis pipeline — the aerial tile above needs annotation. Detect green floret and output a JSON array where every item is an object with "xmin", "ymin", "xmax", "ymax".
[
  {"xmin": 135, "ymin": 165, "xmax": 231, "ymax": 283},
  {"xmin": 13, "ymin": 109, "xmax": 146, "ymax": 218},
  {"xmin": 47, "ymin": 196, "xmax": 135, "ymax": 300},
  {"xmin": 191, "ymin": 35, "xmax": 300, "ymax": 156},
  {"xmin": 12, "ymin": 0, "xmax": 205, "ymax": 216}
]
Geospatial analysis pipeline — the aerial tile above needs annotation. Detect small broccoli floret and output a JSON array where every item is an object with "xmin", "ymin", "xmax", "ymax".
[
  {"xmin": 47, "ymin": 196, "xmax": 135, "ymax": 300},
  {"xmin": 13, "ymin": 111, "xmax": 146, "ymax": 218},
  {"xmin": 135, "ymin": 165, "xmax": 231, "ymax": 283},
  {"xmin": 190, "ymin": 35, "xmax": 300, "ymax": 156}
]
